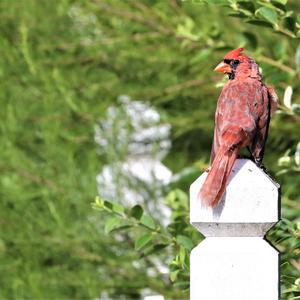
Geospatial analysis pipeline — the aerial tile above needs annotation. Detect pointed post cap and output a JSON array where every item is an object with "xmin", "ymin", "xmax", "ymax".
[{"xmin": 190, "ymin": 159, "xmax": 280, "ymax": 237}]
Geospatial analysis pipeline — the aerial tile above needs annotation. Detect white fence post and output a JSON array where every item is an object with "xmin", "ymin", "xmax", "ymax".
[{"xmin": 190, "ymin": 159, "xmax": 280, "ymax": 300}]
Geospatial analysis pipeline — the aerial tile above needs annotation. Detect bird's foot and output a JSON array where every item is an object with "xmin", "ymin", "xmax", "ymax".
[
  {"xmin": 254, "ymin": 158, "xmax": 265, "ymax": 170},
  {"xmin": 205, "ymin": 166, "xmax": 211, "ymax": 173}
]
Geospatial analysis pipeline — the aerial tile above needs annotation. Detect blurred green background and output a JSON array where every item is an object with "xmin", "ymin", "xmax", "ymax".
[{"xmin": 0, "ymin": 0, "xmax": 299, "ymax": 299}]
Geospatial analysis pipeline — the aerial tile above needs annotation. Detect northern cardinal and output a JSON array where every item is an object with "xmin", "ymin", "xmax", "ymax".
[{"xmin": 199, "ymin": 48, "xmax": 278, "ymax": 208}]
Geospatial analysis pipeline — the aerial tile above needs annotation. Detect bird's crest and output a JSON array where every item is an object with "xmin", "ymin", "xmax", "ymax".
[{"xmin": 224, "ymin": 48, "xmax": 244, "ymax": 60}]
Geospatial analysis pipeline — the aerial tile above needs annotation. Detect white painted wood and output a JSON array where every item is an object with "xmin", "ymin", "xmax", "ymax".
[
  {"xmin": 190, "ymin": 159, "xmax": 280, "ymax": 236},
  {"xmin": 189, "ymin": 159, "xmax": 280, "ymax": 300},
  {"xmin": 190, "ymin": 238, "xmax": 279, "ymax": 300}
]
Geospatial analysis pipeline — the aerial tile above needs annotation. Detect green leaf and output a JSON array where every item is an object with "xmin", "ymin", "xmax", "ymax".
[
  {"xmin": 170, "ymin": 269, "xmax": 180, "ymax": 282},
  {"xmin": 274, "ymin": 42, "xmax": 286, "ymax": 60},
  {"xmin": 179, "ymin": 246, "xmax": 187, "ymax": 267},
  {"xmin": 283, "ymin": 17, "xmax": 296, "ymax": 32},
  {"xmin": 92, "ymin": 197, "xmax": 105, "ymax": 210},
  {"xmin": 272, "ymin": 0, "xmax": 287, "ymax": 4},
  {"xmin": 104, "ymin": 200, "xmax": 125, "ymax": 215},
  {"xmin": 176, "ymin": 235, "xmax": 194, "ymax": 251},
  {"xmin": 140, "ymin": 214, "xmax": 156, "ymax": 230},
  {"xmin": 105, "ymin": 217, "xmax": 122, "ymax": 234},
  {"xmin": 142, "ymin": 243, "xmax": 168, "ymax": 256},
  {"xmin": 256, "ymin": 7, "xmax": 278, "ymax": 24},
  {"xmin": 246, "ymin": 19, "xmax": 273, "ymax": 28},
  {"xmin": 228, "ymin": 12, "xmax": 249, "ymax": 19},
  {"xmin": 112, "ymin": 203, "xmax": 125, "ymax": 215},
  {"xmin": 135, "ymin": 233, "xmax": 153, "ymax": 251},
  {"xmin": 103, "ymin": 200, "xmax": 113, "ymax": 211},
  {"xmin": 130, "ymin": 204, "xmax": 143, "ymax": 220},
  {"xmin": 271, "ymin": 2, "xmax": 287, "ymax": 12},
  {"xmin": 173, "ymin": 280, "xmax": 189, "ymax": 289},
  {"xmin": 278, "ymin": 155, "xmax": 291, "ymax": 167},
  {"xmin": 238, "ymin": 1, "xmax": 255, "ymax": 13},
  {"xmin": 176, "ymin": 18, "xmax": 199, "ymax": 42},
  {"xmin": 165, "ymin": 189, "xmax": 188, "ymax": 210}
]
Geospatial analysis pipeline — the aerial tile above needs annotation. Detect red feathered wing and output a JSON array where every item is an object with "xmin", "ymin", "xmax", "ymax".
[{"xmin": 199, "ymin": 78, "xmax": 272, "ymax": 207}]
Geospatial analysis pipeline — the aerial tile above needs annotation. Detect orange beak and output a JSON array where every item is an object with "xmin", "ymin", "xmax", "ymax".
[{"xmin": 214, "ymin": 61, "xmax": 231, "ymax": 73}]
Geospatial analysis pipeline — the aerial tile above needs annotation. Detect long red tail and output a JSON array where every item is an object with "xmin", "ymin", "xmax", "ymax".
[{"xmin": 199, "ymin": 145, "xmax": 239, "ymax": 207}]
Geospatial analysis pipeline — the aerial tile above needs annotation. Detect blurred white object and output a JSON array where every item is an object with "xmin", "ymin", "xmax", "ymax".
[
  {"xmin": 144, "ymin": 295, "xmax": 164, "ymax": 300},
  {"xmin": 95, "ymin": 95, "xmax": 172, "ymax": 219}
]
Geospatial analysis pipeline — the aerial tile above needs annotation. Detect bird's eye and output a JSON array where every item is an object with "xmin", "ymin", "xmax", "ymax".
[{"xmin": 230, "ymin": 59, "xmax": 240, "ymax": 69}]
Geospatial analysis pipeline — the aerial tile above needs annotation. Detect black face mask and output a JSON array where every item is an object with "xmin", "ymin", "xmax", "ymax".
[{"xmin": 224, "ymin": 59, "xmax": 240, "ymax": 80}]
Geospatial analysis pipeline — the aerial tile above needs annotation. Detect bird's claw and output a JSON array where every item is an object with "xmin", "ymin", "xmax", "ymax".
[
  {"xmin": 205, "ymin": 166, "xmax": 211, "ymax": 173},
  {"xmin": 254, "ymin": 158, "xmax": 265, "ymax": 170}
]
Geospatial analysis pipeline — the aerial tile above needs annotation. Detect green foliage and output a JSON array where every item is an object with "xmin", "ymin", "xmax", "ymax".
[
  {"xmin": 0, "ymin": 0, "xmax": 299, "ymax": 299},
  {"xmin": 268, "ymin": 218, "xmax": 300, "ymax": 297},
  {"xmin": 92, "ymin": 188, "xmax": 201, "ymax": 296}
]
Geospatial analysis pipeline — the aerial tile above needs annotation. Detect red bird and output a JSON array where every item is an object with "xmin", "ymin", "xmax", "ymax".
[{"xmin": 199, "ymin": 48, "xmax": 278, "ymax": 208}]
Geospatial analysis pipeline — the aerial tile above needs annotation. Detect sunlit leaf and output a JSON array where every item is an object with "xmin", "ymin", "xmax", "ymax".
[
  {"xmin": 140, "ymin": 214, "xmax": 156, "ymax": 230},
  {"xmin": 179, "ymin": 246, "xmax": 187, "ymax": 268},
  {"xmin": 170, "ymin": 269, "xmax": 180, "ymax": 282},
  {"xmin": 92, "ymin": 196, "xmax": 105, "ymax": 210},
  {"xmin": 135, "ymin": 233, "xmax": 153, "ymax": 250},
  {"xmin": 278, "ymin": 156, "xmax": 291, "ymax": 167},
  {"xmin": 176, "ymin": 235, "xmax": 194, "ymax": 250},
  {"xmin": 283, "ymin": 86, "xmax": 293, "ymax": 108},
  {"xmin": 272, "ymin": 0, "xmax": 287, "ymax": 5},
  {"xmin": 256, "ymin": 7, "xmax": 278, "ymax": 24},
  {"xmin": 105, "ymin": 217, "xmax": 122, "ymax": 234}
]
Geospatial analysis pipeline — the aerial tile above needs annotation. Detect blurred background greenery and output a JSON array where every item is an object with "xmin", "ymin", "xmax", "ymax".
[{"xmin": 0, "ymin": 0, "xmax": 299, "ymax": 299}]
